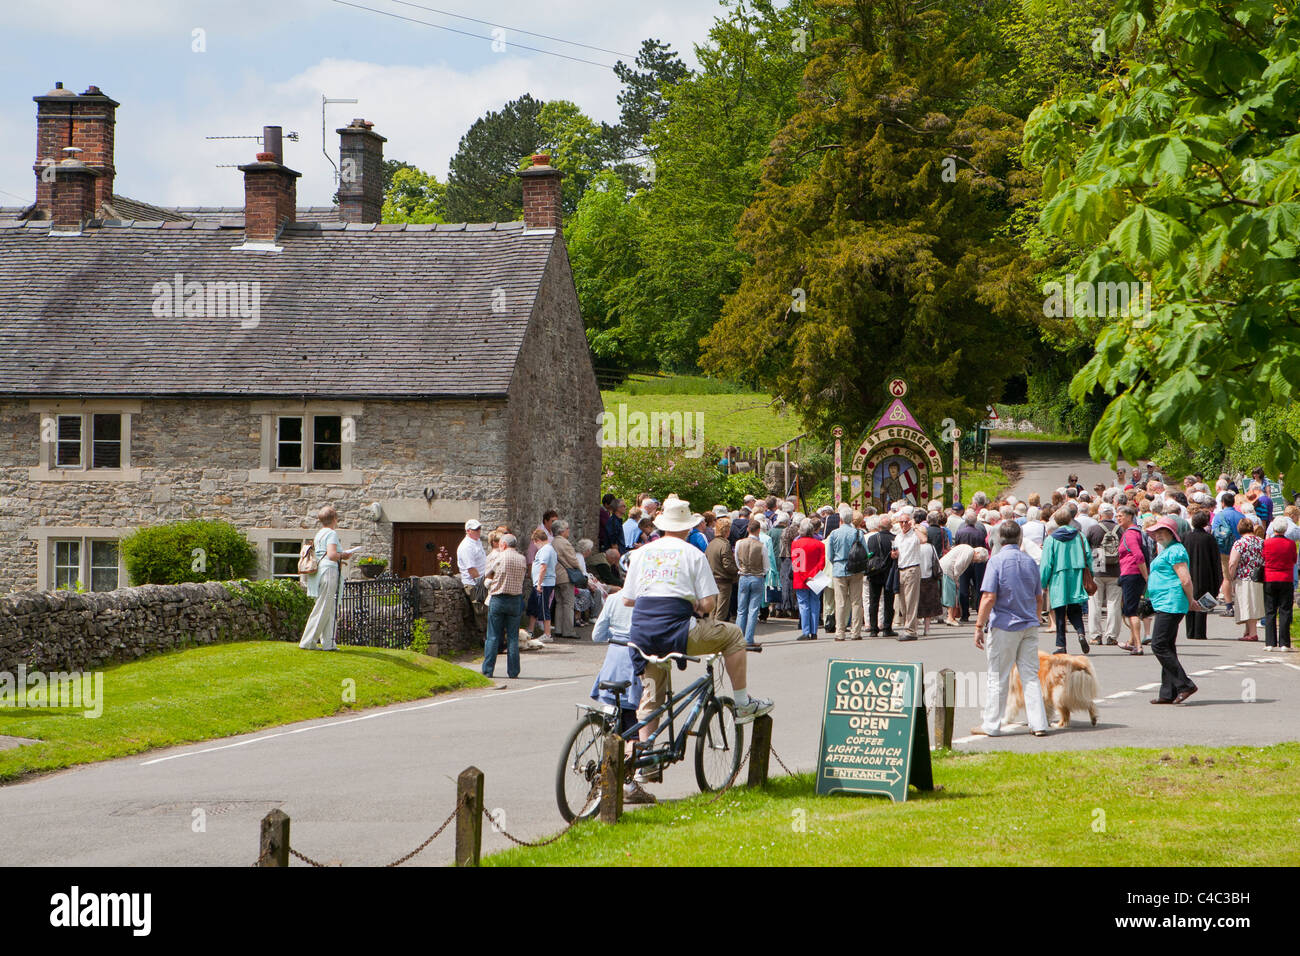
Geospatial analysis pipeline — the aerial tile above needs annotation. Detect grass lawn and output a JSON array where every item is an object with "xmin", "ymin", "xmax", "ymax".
[
  {"xmin": 486, "ymin": 744, "xmax": 1300, "ymax": 866},
  {"xmin": 957, "ymin": 456, "xmax": 1011, "ymax": 503},
  {"xmin": 601, "ymin": 386, "xmax": 800, "ymax": 451},
  {"xmin": 0, "ymin": 641, "xmax": 489, "ymax": 782}
]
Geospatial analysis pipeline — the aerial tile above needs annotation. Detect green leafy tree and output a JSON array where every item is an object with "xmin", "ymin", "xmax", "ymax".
[
  {"xmin": 443, "ymin": 95, "xmax": 545, "ymax": 223},
  {"xmin": 1025, "ymin": 0, "xmax": 1300, "ymax": 479},
  {"xmin": 701, "ymin": 0, "xmax": 1039, "ymax": 437},
  {"xmin": 565, "ymin": 170, "xmax": 647, "ymax": 367},
  {"xmin": 382, "ymin": 165, "xmax": 446, "ymax": 224},
  {"xmin": 615, "ymin": 0, "xmax": 818, "ymax": 371},
  {"xmin": 537, "ymin": 100, "xmax": 616, "ymax": 215}
]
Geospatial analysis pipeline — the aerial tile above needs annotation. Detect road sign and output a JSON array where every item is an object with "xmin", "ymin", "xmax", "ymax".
[
  {"xmin": 985, "ymin": 406, "xmax": 1000, "ymax": 421},
  {"xmin": 815, "ymin": 660, "xmax": 933, "ymax": 802}
]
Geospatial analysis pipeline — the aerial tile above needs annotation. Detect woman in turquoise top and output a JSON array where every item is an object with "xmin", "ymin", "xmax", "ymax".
[
  {"xmin": 1039, "ymin": 507, "xmax": 1093, "ymax": 655},
  {"xmin": 1146, "ymin": 518, "xmax": 1198, "ymax": 705}
]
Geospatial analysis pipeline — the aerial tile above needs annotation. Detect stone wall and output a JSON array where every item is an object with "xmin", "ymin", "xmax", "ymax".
[
  {"xmin": 507, "ymin": 235, "xmax": 603, "ymax": 542},
  {"xmin": 411, "ymin": 575, "xmax": 481, "ymax": 655},
  {"xmin": 0, "ymin": 575, "xmax": 481, "ymax": 673},
  {"xmin": 0, "ymin": 581, "xmax": 301, "ymax": 673}
]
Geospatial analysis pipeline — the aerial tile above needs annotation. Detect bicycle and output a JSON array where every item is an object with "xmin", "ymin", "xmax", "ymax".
[{"xmin": 555, "ymin": 637, "xmax": 752, "ymax": 822}]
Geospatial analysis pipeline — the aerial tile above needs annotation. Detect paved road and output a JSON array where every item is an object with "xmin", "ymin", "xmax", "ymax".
[
  {"xmin": 0, "ymin": 607, "xmax": 1295, "ymax": 866},
  {"xmin": 992, "ymin": 436, "xmax": 1139, "ymax": 500}
]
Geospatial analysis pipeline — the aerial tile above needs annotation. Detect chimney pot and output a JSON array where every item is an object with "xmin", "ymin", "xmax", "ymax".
[
  {"xmin": 518, "ymin": 154, "xmax": 564, "ymax": 230},
  {"xmin": 33, "ymin": 82, "xmax": 119, "ymax": 217},
  {"xmin": 239, "ymin": 140, "xmax": 301, "ymax": 243}
]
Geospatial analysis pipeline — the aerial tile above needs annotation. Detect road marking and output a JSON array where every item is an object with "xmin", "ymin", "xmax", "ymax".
[
  {"xmin": 1238, "ymin": 661, "xmax": 1260, "ymax": 666},
  {"xmin": 139, "ymin": 681, "xmax": 580, "ymax": 767},
  {"xmin": 1136, "ymin": 682, "xmax": 1160, "ymax": 691},
  {"xmin": 1213, "ymin": 665, "xmax": 1237, "ymax": 670},
  {"xmin": 1191, "ymin": 670, "xmax": 1212, "ymax": 676}
]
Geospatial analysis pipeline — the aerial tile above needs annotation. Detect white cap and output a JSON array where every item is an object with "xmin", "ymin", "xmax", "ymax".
[{"xmin": 465, "ymin": 519, "xmax": 482, "ymax": 531}]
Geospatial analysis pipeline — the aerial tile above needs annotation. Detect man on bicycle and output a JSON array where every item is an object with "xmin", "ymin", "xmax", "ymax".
[{"xmin": 623, "ymin": 495, "xmax": 775, "ymax": 762}]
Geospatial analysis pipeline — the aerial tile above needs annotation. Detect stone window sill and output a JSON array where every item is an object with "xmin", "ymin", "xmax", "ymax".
[
  {"xmin": 28, "ymin": 466, "xmax": 143, "ymax": 482},
  {"xmin": 247, "ymin": 468, "xmax": 364, "ymax": 486}
]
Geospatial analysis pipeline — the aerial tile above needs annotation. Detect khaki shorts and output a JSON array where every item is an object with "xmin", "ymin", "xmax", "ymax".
[{"xmin": 636, "ymin": 617, "xmax": 745, "ymax": 719}]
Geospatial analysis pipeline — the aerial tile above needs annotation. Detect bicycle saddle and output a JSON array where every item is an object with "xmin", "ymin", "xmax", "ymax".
[{"xmin": 598, "ymin": 680, "xmax": 631, "ymax": 693}]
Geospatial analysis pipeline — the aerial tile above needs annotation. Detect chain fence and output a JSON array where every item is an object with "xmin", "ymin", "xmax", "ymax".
[{"xmin": 253, "ymin": 722, "xmax": 801, "ymax": 866}]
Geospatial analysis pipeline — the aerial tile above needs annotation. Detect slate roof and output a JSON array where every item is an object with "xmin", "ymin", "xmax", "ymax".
[
  {"xmin": 0, "ymin": 218, "xmax": 557, "ymax": 398},
  {"xmin": 177, "ymin": 206, "xmax": 343, "ymax": 223},
  {"xmin": 0, "ymin": 200, "xmax": 343, "ymax": 224}
]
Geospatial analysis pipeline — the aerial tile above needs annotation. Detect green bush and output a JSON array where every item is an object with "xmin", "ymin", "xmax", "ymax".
[
  {"xmin": 602, "ymin": 442, "xmax": 730, "ymax": 512},
  {"xmin": 122, "ymin": 520, "xmax": 258, "ymax": 585},
  {"xmin": 221, "ymin": 579, "xmax": 315, "ymax": 637},
  {"xmin": 722, "ymin": 472, "xmax": 767, "ymax": 510}
]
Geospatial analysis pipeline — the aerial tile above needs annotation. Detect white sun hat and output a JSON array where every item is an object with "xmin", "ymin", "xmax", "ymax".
[{"xmin": 655, "ymin": 496, "xmax": 697, "ymax": 532}]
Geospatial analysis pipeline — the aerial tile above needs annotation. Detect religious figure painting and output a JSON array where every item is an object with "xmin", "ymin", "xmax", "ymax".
[{"xmin": 873, "ymin": 456, "xmax": 920, "ymax": 509}]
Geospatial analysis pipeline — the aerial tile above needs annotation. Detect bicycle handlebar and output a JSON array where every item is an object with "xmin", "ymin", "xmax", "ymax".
[{"xmin": 609, "ymin": 636, "xmax": 703, "ymax": 665}]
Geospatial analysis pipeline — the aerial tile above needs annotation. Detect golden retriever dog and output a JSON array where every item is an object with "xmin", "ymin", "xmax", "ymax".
[{"xmin": 1005, "ymin": 651, "xmax": 1100, "ymax": 728}]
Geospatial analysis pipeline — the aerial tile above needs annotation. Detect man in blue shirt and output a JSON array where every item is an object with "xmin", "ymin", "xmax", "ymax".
[
  {"xmin": 971, "ymin": 520, "xmax": 1049, "ymax": 737},
  {"xmin": 1211, "ymin": 492, "xmax": 1245, "ymax": 614}
]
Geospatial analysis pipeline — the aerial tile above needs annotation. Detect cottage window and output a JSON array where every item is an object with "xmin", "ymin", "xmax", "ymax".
[
  {"xmin": 250, "ymin": 402, "xmax": 362, "ymax": 485},
  {"xmin": 53, "ymin": 540, "xmax": 80, "ymax": 590},
  {"xmin": 270, "ymin": 540, "xmax": 302, "ymax": 579},
  {"xmin": 49, "ymin": 537, "xmax": 121, "ymax": 592},
  {"xmin": 91, "ymin": 414, "xmax": 122, "ymax": 469},
  {"xmin": 56, "ymin": 415, "xmax": 82, "ymax": 467},
  {"xmin": 273, "ymin": 414, "xmax": 342, "ymax": 473},
  {"xmin": 89, "ymin": 540, "xmax": 121, "ymax": 592},
  {"xmin": 276, "ymin": 416, "xmax": 304, "ymax": 470},
  {"xmin": 34, "ymin": 408, "xmax": 136, "ymax": 479},
  {"xmin": 313, "ymin": 415, "xmax": 343, "ymax": 471}
]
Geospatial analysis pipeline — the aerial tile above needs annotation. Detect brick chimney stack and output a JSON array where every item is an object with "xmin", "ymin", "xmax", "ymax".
[
  {"xmin": 518, "ymin": 154, "xmax": 563, "ymax": 231},
  {"xmin": 33, "ymin": 83, "xmax": 118, "ymax": 218},
  {"xmin": 239, "ymin": 126, "xmax": 300, "ymax": 243},
  {"xmin": 337, "ymin": 118, "xmax": 387, "ymax": 223},
  {"xmin": 49, "ymin": 154, "xmax": 101, "ymax": 230}
]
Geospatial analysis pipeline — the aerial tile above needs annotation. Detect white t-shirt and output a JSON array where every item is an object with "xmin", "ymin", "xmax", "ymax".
[
  {"xmin": 457, "ymin": 535, "xmax": 487, "ymax": 587},
  {"xmin": 1022, "ymin": 519, "xmax": 1046, "ymax": 548},
  {"xmin": 314, "ymin": 527, "xmax": 340, "ymax": 569},
  {"xmin": 624, "ymin": 535, "xmax": 718, "ymax": 603}
]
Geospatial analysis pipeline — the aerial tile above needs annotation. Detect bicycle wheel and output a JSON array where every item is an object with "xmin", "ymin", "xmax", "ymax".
[
  {"xmin": 694, "ymin": 696, "xmax": 744, "ymax": 792},
  {"xmin": 555, "ymin": 713, "xmax": 610, "ymax": 822}
]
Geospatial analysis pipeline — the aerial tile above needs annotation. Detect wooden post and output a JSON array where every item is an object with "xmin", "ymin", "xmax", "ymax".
[
  {"xmin": 455, "ymin": 766, "xmax": 484, "ymax": 867},
  {"xmin": 746, "ymin": 714, "xmax": 773, "ymax": 787},
  {"xmin": 599, "ymin": 732, "xmax": 625, "ymax": 824},
  {"xmin": 258, "ymin": 809, "xmax": 289, "ymax": 867},
  {"xmin": 933, "ymin": 668, "xmax": 956, "ymax": 750}
]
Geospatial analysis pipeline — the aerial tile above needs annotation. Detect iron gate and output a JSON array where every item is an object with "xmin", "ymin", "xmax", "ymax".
[{"xmin": 337, "ymin": 576, "xmax": 419, "ymax": 648}]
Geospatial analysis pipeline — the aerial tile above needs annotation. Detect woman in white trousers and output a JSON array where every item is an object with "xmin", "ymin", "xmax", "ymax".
[{"xmin": 300, "ymin": 506, "xmax": 350, "ymax": 650}]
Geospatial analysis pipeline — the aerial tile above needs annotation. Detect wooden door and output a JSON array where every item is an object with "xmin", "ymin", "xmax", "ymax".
[{"xmin": 392, "ymin": 523, "xmax": 465, "ymax": 578}]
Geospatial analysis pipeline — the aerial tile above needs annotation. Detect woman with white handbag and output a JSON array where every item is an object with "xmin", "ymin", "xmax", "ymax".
[{"xmin": 299, "ymin": 506, "xmax": 355, "ymax": 651}]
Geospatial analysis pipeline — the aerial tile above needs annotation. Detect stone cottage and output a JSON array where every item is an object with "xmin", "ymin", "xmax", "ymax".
[{"xmin": 0, "ymin": 82, "xmax": 601, "ymax": 594}]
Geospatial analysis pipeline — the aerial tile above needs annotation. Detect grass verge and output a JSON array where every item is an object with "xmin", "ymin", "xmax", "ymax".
[
  {"xmin": 0, "ymin": 641, "xmax": 490, "ymax": 782},
  {"xmin": 993, "ymin": 429, "xmax": 1085, "ymax": 443},
  {"xmin": 957, "ymin": 454, "xmax": 1011, "ymax": 503},
  {"xmin": 485, "ymin": 744, "xmax": 1300, "ymax": 866}
]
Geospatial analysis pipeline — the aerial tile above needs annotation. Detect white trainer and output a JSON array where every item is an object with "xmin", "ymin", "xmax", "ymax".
[{"xmin": 734, "ymin": 696, "xmax": 774, "ymax": 723}]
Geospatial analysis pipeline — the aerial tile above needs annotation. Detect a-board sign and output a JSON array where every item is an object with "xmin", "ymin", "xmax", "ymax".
[{"xmin": 816, "ymin": 659, "xmax": 933, "ymax": 802}]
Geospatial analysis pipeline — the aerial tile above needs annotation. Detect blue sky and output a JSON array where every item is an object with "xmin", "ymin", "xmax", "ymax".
[{"xmin": 0, "ymin": 0, "xmax": 720, "ymax": 208}]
